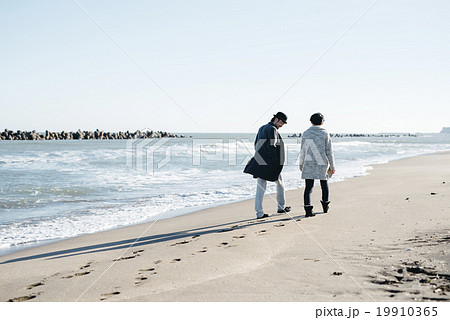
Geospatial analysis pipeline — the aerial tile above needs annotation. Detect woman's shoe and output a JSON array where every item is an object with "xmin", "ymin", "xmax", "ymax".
[
  {"xmin": 320, "ymin": 200, "xmax": 330, "ymax": 213},
  {"xmin": 304, "ymin": 205, "xmax": 315, "ymax": 217}
]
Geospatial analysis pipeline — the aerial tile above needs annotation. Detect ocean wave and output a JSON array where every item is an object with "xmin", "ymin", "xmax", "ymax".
[{"xmin": 333, "ymin": 141, "xmax": 372, "ymax": 146}]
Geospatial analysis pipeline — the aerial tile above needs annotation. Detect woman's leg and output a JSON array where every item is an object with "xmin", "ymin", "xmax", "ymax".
[
  {"xmin": 303, "ymin": 179, "xmax": 314, "ymax": 206},
  {"xmin": 320, "ymin": 180, "xmax": 329, "ymax": 202}
]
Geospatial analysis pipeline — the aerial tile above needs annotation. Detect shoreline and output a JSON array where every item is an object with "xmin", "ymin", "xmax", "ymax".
[
  {"xmin": 0, "ymin": 198, "xmax": 251, "ymax": 257},
  {"xmin": 1, "ymin": 149, "xmax": 448, "ymax": 257},
  {"xmin": 0, "ymin": 151, "xmax": 449, "ymax": 301}
]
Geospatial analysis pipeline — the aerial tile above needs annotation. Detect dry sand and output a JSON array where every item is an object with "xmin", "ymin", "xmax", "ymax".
[{"xmin": 1, "ymin": 152, "xmax": 449, "ymax": 302}]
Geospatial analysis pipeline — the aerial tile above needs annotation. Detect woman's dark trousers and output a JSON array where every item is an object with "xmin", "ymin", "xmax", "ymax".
[{"xmin": 304, "ymin": 179, "xmax": 329, "ymax": 206}]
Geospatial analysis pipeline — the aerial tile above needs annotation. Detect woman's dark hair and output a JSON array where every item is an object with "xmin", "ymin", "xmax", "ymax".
[{"xmin": 310, "ymin": 113, "xmax": 324, "ymax": 125}]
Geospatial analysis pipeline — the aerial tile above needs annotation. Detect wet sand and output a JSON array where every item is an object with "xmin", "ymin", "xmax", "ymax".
[{"xmin": 1, "ymin": 152, "xmax": 449, "ymax": 302}]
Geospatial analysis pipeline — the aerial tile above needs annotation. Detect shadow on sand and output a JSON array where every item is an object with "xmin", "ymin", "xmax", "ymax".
[{"xmin": 0, "ymin": 213, "xmax": 314, "ymax": 265}]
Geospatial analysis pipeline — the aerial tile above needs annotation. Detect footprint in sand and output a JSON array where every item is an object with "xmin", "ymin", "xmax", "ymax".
[
  {"xmin": 8, "ymin": 294, "xmax": 38, "ymax": 302},
  {"xmin": 79, "ymin": 262, "xmax": 92, "ymax": 270},
  {"xmin": 369, "ymin": 279, "xmax": 398, "ymax": 285},
  {"xmin": 304, "ymin": 258, "xmax": 320, "ymax": 262},
  {"xmin": 62, "ymin": 271, "xmax": 91, "ymax": 279},
  {"xmin": 170, "ymin": 240, "xmax": 191, "ymax": 246},
  {"xmin": 233, "ymin": 235, "xmax": 245, "ymax": 239},
  {"xmin": 384, "ymin": 288, "xmax": 404, "ymax": 294},
  {"xmin": 100, "ymin": 291, "xmax": 120, "ymax": 300},
  {"xmin": 171, "ymin": 258, "xmax": 181, "ymax": 263},
  {"xmin": 274, "ymin": 223, "xmax": 285, "ymax": 228},
  {"xmin": 26, "ymin": 282, "xmax": 44, "ymax": 290},
  {"xmin": 191, "ymin": 235, "xmax": 200, "ymax": 239},
  {"xmin": 139, "ymin": 268, "xmax": 157, "ymax": 277},
  {"xmin": 113, "ymin": 250, "xmax": 143, "ymax": 261},
  {"xmin": 218, "ymin": 242, "xmax": 236, "ymax": 248},
  {"xmin": 114, "ymin": 255, "xmax": 138, "ymax": 262},
  {"xmin": 154, "ymin": 260, "xmax": 162, "ymax": 264},
  {"xmin": 256, "ymin": 230, "xmax": 267, "ymax": 235},
  {"xmin": 198, "ymin": 247, "xmax": 208, "ymax": 253}
]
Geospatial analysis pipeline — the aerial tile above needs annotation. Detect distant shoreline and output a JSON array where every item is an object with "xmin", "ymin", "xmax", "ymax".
[{"xmin": 3, "ymin": 129, "xmax": 439, "ymax": 141}]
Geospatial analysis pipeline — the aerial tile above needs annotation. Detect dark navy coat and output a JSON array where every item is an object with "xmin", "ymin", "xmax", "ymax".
[{"xmin": 244, "ymin": 122, "xmax": 285, "ymax": 181}]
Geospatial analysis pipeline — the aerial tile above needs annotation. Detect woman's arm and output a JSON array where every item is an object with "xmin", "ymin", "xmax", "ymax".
[
  {"xmin": 299, "ymin": 136, "xmax": 306, "ymax": 171},
  {"xmin": 325, "ymin": 133, "xmax": 336, "ymax": 172}
]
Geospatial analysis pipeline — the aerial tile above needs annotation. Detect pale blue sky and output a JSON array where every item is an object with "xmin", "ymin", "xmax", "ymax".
[{"xmin": 1, "ymin": 0, "xmax": 449, "ymax": 133}]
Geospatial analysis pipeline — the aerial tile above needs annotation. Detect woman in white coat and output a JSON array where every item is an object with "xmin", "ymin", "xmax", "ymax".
[{"xmin": 299, "ymin": 113, "xmax": 335, "ymax": 217}]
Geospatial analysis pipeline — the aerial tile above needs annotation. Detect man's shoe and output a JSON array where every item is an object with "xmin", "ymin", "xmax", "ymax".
[
  {"xmin": 277, "ymin": 206, "xmax": 291, "ymax": 213},
  {"xmin": 257, "ymin": 214, "xmax": 269, "ymax": 219},
  {"xmin": 304, "ymin": 205, "xmax": 315, "ymax": 218}
]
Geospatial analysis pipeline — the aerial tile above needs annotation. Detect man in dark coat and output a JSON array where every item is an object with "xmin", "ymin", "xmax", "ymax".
[{"xmin": 244, "ymin": 112, "xmax": 291, "ymax": 219}]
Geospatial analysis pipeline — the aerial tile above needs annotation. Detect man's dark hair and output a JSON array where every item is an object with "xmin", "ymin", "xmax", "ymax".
[
  {"xmin": 271, "ymin": 116, "xmax": 276, "ymax": 122},
  {"xmin": 310, "ymin": 113, "xmax": 324, "ymax": 125}
]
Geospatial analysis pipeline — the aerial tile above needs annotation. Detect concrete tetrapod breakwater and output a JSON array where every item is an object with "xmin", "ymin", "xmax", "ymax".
[
  {"xmin": 288, "ymin": 133, "xmax": 418, "ymax": 138},
  {"xmin": 0, "ymin": 129, "xmax": 186, "ymax": 141}
]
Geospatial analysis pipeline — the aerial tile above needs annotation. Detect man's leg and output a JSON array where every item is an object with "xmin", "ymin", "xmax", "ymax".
[
  {"xmin": 255, "ymin": 178, "xmax": 267, "ymax": 218},
  {"xmin": 276, "ymin": 174, "xmax": 286, "ymax": 210}
]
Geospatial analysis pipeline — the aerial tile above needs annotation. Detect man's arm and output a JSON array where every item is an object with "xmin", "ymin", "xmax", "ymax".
[{"xmin": 267, "ymin": 127, "xmax": 279, "ymax": 164}]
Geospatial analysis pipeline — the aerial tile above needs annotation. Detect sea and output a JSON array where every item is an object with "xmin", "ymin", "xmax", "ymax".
[{"xmin": 1, "ymin": 132, "xmax": 450, "ymax": 256}]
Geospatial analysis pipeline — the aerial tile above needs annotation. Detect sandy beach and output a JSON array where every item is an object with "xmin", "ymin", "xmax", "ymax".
[{"xmin": 1, "ymin": 152, "xmax": 449, "ymax": 302}]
